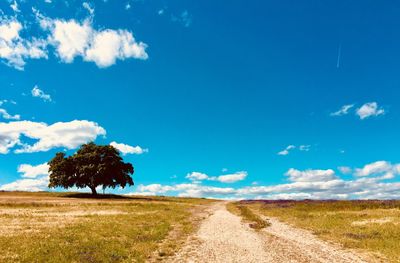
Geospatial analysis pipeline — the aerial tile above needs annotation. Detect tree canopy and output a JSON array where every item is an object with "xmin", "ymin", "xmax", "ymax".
[{"xmin": 48, "ymin": 142, "xmax": 134, "ymax": 195}]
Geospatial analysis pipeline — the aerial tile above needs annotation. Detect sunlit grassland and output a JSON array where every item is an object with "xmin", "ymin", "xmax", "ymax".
[
  {"xmin": 238, "ymin": 200, "xmax": 400, "ymax": 262},
  {"xmin": 0, "ymin": 191, "xmax": 214, "ymax": 263}
]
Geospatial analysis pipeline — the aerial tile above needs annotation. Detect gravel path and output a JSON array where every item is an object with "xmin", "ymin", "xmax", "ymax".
[
  {"xmin": 262, "ymin": 217, "xmax": 372, "ymax": 262},
  {"xmin": 168, "ymin": 202, "xmax": 374, "ymax": 263}
]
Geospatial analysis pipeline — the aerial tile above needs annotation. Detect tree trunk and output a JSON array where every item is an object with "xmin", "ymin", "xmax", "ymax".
[{"xmin": 90, "ymin": 186, "xmax": 97, "ymax": 195}]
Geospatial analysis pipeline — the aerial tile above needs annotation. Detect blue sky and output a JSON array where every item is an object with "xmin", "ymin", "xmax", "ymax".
[{"xmin": 1, "ymin": 0, "xmax": 400, "ymax": 199}]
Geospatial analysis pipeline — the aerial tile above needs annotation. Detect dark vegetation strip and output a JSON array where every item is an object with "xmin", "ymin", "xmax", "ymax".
[{"xmin": 227, "ymin": 202, "xmax": 270, "ymax": 230}]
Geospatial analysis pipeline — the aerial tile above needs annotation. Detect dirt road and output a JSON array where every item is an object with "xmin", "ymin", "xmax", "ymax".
[{"xmin": 167, "ymin": 202, "xmax": 373, "ymax": 263}]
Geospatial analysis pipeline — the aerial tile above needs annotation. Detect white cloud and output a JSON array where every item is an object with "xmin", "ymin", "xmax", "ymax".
[
  {"xmin": 18, "ymin": 162, "xmax": 49, "ymax": 178},
  {"xmin": 40, "ymin": 18, "xmax": 92, "ymax": 63},
  {"xmin": 1, "ymin": 11, "xmax": 148, "ymax": 69},
  {"xmin": 0, "ymin": 163, "xmax": 49, "ymax": 191},
  {"xmin": 299, "ymin": 145, "xmax": 311, "ymax": 152},
  {"xmin": 356, "ymin": 102, "xmax": 385, "ymax": 120},
  {"xmin": 125, "ymin": 3, "xmax": 131, "ymax": 10},
  {"xmin": 10, "ymin": 1, "xmax": 20, "ymax": 13},
  {"xmin": 186, "ymin": 171, "xmax": 247, "ymax": 183},
  {"xmin": 0, "ymin": 120, "xmax": 106, "ymax": 154},
  {"xmin": 278, "ymin": 145, "xmax": 310, "ymax": 155},
  {"xmin": 82, "ymin": 2, "xmax": 94, "ymax": 15},
  {"xmin": 330, "ymin": 104, "xmax": 354, "ymax": 116},
  {"xmin": 110, "ymin": 141, "xmax": 148, "ymax": 155},
  {"xmin": 0, "ymin": 108, "xmax": 20, "ymax": 120},
  {"xmin": 136, "ymin": 184, "xmax": 173, "ymax": 194},
  {"xmin": 31, "ymin": 85, "xmax": 52, "ymax": 102},
  {"xmin": 3, "ymin": 158, "xmax": 400, "ymax": 199},
  {"xmin": 0, "ymin": 18, "xmax": 48, "ymax": 70},
  {"xmin": 84, "ymin": 29, "xmax": 148, "ymax": 67},
  {"xmin": 131, "ymin": 173, "xmax": 400, "ymax": 199},
  {"xmin": 278, "ymin": 145, "xmax": 295, "ymax": 156},
  {"xmin": 217, "ymin": 171, "xmax": 247, "ymax": 183},
  {"xmin": 285, "ymin": 168, "xmax": 337, "ymax": 182},
  {"xmin": 132, "ymin": 183, "xmax": 236, "ymax": 198},
  {"xmin": 355, "ymin": 161, "xmax": 400, "ymax": 179},
  {"xmin": 39, "ymin": 15, "xmax": 148, "ymax": 67},
  {"xmin": 0, "ymin": 175, "xmax": 49, "ymax": 191},
  {"xmin": 186, "ymin": 172, "xmax": 209, "ymax": 181}
]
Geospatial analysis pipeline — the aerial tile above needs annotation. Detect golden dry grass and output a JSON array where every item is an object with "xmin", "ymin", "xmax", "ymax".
[{"xmin": 0, "ymin": 191, "xmax": 214, "ymax": 263}]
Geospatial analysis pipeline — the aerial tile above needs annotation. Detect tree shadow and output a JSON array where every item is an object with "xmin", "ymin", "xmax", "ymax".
[
  {"xmin": 62, "ymin": 192, "xmax": 172, "ymax": 202},
  {"xmin": 63, "ymin": 193, "xmax": 131, "ymax": 199}
]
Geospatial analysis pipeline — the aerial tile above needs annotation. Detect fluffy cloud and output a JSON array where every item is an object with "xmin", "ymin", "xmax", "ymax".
[
  {"xmin": 356, "ymin": 102, "xmax": 385, "ymax": 120},
  {"xmin": 0, "ymin": 108, "xmax": 20, "ymax": 120},
  {"xmin": 186, "ymin": 171, "xmax": 247, "ymax": 183},
  {"xmin": 132, "ymin": 160, "xmax": 400, "ymax": 199},
  {"xmin": 84, "ymin": 29, "xmax": 148, "ymax": 67},
  {"xmin": 186, "ymin": 172, "xmax": 209, "ymax": 181},
  {"xmin": 236, "ymin": 166, "xmax": 400, "ymax": 200},
  {"xmin": 0, "ymin": 120, "xmax": 106, "ymax": 154},
  {"xmin": 1, "ymin": 162, "xmax": 107, "ymax": 192},
  {"xmin": 0, "ymin": 175, "xmax": 49, "ymax": 191},
  {"xmin": 217, "ymin": 171, "xmax": 248, "ymax": 183},
  {"xmin": 110, "ymin": 141, "xmax": 148, "ymax": 155},
  {"xmin": 355, "ymin": 161, "xmax": 400, "ymax": 179},
  {"xmin": 38, "ymin": 15, "xmax": 148, "ymax": 67},
  {"xmin": 0, "ymin": 163, "xmax": 49, "ymax": 191},
  {"xmin": 0, "ymin": 10, "xmax": 148, "ymax": 69},
  {"xmin": 331, "ymin": 102, "xmax": 386, "ymax": 120},
  {"xmin": 41, "ymin": 18, "xmax": 92, "ymax": 63},
  {"xmin": 285, "ymin": 168, "xmax": 337, "ymax": 182},
  {"xmin": 31, "ymin": 85, "xmax": 52, "ymax": 102},
  {"xmin": 18, "ymin": 163, "xmax": 49, "ymax": 178},
  {"xmin": 2, "ymin": 158, "xmax": 400, "ymax": 199},
  {"xmin": 330, "ymin": 104, "xmax": 354, "ymax": 116},
  {"xmin": 133, "ymin": 183, "xmax": 236, "ymax": 198},
  {"xmin": 0, "ymin": 18, "xmax": 48, "ymax": 70}
]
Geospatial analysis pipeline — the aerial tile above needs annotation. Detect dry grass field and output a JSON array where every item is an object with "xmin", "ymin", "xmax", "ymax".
[
  {"xmin": 0, "ymin": 191, "xmax": 213, "ymax": 263},
  {"xmin": 235, "ymin": 200, "xmax": 400, "ymax": 262}
]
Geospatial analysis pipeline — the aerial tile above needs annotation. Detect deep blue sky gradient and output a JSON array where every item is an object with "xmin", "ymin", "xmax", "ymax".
[{"xmin": 1, "ymin": 0, "xmax": 399, "ymax": 196}]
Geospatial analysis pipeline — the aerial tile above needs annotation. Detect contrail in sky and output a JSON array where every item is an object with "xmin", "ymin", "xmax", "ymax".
[{"xmin": 336, "ymin": 43, "xmax": 342, "ymax": 68}]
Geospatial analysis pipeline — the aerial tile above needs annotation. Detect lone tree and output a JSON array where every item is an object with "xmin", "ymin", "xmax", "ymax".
[{"xmin": 48, "ymin": 142, "xmax": 134, "ymax": 195}]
